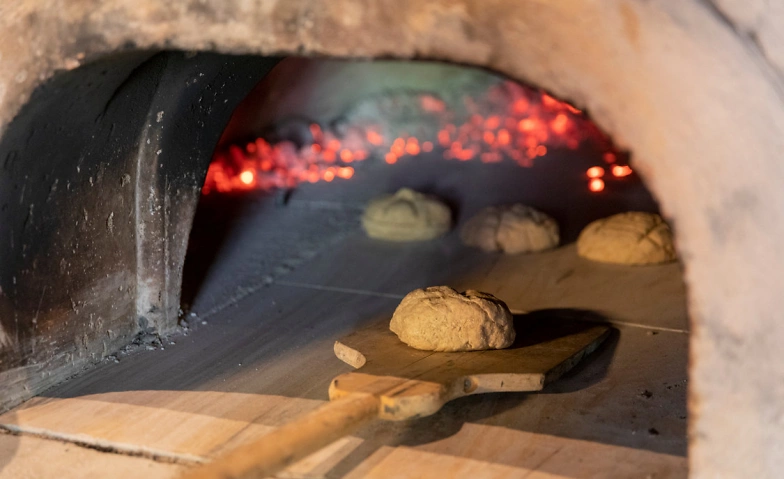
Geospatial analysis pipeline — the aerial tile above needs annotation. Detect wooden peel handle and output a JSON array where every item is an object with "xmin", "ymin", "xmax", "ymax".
[{"xmin": 181, "ymin": 393, "xmax": 380, "ymax": 479}]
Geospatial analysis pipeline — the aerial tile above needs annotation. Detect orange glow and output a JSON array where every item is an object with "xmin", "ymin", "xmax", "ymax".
[
  {"xmin": 405, "ymin": 138, "xmax": 420, "ymax": 155},
  {"xmin": 366, "ymin": 130, "xmax": 383, "ymax": 146},
  {"xmin": 586, "ymin": 166, "xmax": 605, "ymax": 178},
  {"xmin": 551, "ymin": 113, "xmax": 569, "ymax": 134},
  {"xmin": 484, "ymin": 116, "xmax": 501, "ymax": 129},
  {"xmin": 239, "ymin": 170, "xmax": 254, "ymax": 185},
  {"xmin": 420, "ymin": 95, "xmax": 446, "ymax": 112},
  {"xmin": 204, "ymin": 80, "xmax": 617, "ymax": 194},
  {"xmin": 589, "ymin": 178, "xmax": 605, "ymax": 192},
  {"xmin": 340, "ymin": 149, "xmax": 354, "ymax": 162},
  {"xmin": 612, "ymin": 165, "xmax": 633, "ymax": 177},
  {"xmin": 517, "ymin": 118, "xmax": 536, "ymax": 132},
  {"xmin": 457, "ymin": 148, "xmax": 475, "ymax": 161},
  {"xmin": 541, "ymin": 93, "xmax": 559, "ymax": 109},
  {"xmin": 438, "ymin": 130, "xmax": 450, "ymax": 146},
  {"xmin": 513, "ymin": 99, "xmax": 529, "ymax": 114},
  {"xmin": 391, "ymin": 138, "xmax": 405, "ymax": 156},
  {"xmin": 337, "ymin": 167, "xmax": 354, "ymax": 179},
  {"xmin": 497, "ymin": 129, "xmax": 510, "ymax": 145}
]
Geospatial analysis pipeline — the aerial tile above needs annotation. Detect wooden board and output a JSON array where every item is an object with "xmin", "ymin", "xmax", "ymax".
[
  {"xmin": 335, "ymin": 314, "xmax": 611, "ymax": 391},
  {"xmin": 330, "ymin": 314, "xmax": 611, "ymax": 421}
]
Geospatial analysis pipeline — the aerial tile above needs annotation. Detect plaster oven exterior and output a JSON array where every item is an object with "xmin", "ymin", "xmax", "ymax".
[{"xmin": 1, "ymin": 1, "xmax": 784, "ymax": 477}]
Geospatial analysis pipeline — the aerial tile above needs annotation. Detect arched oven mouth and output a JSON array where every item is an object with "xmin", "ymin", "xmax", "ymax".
[{"xmin": 0, "ymin": 52, "xmax": 688, "ymax": 478}]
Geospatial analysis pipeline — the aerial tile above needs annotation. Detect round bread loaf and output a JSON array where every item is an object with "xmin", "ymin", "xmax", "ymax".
[
  {"xmin": 461, "ymin": 204, "xmax": 559, "ymax": 254},
  {"xmin": 362, "ymin": 188, "xmax": 451, "ymax": 241},
  {"xmin": 576, "ymin": 212, "xmax": 676, "ymax": 265},
  {"xmin": 389, "ymin": 286, "xmax": 515, "ymax": 352}
]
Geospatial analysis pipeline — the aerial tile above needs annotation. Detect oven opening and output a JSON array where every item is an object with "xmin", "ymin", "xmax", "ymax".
[{"xmin": 0, "ymin": 53, "xmax": 688, "ymax": 478}]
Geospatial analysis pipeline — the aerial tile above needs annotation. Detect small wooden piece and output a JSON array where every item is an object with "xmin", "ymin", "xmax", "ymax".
[{"xmin": 183, "ymin": 314, "xmax": 610, "ymax": 479}]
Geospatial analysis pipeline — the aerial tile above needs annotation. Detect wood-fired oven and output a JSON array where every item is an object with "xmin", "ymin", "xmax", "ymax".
[{"xmin": 1, "ymin": 2, "xmax": 783, "ymax": 478}]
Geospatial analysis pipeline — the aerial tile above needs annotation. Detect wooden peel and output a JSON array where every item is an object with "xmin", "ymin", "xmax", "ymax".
[{"xmin": 183, "ymin": 314, "xmax": 610, "ymax": 479}]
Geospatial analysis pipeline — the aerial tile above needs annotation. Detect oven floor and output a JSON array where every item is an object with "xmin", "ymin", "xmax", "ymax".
[{"xmin": 0, "ymin": 193, "xmax": 689, "ymax": 477}]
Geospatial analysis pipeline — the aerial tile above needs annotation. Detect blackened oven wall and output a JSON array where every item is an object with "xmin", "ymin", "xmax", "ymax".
[{"xmin": 0, "ymin": 51, "xmax": 279, "ymax": 410}]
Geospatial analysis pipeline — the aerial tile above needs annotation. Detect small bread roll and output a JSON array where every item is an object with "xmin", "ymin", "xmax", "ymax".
[
  {"xmin": 461, "ymin": 204, "xmax": 559, "ymax": 254},
  {"xmin": 577, "ymin": 212, "xmax": 676, "ymax": 265},
  {"xmin": 362, "ymin": 188, "xmax": 451, "ymax": 241}
]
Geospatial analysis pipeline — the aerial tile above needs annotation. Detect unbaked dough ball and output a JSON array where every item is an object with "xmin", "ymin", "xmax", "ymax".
[
  {"xmin": 460, "ymin": 204, "xmax": 559, "ymax": 254},
  {"xmin": 577, "ymin": 212, "xmax": 676, "ymax": 265},
  {"xmin": 390, "ymin": 286, "xmax": 515, "ymax": 352},
  {"xmin": 362, "ymin": 188, "xmax": 451, "ymax": 241}
]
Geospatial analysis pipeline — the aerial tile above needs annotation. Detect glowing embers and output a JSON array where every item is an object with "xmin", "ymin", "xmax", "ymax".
[
  {"xmin": 586, "ymin": 166, "xmax": 605, "ymax": 179},
  {"xmin": 588, "ymin": 178, "xmax": 606, "ymax": 193},
  {"xmin": 583, "ymin": 163, "xmax": 634, "ymax": 193},
  {"xmin": 239, "ymin": 170, "xmax": 255, "ymax": 185},
  {"xmin": 202, "ymin": 80, "xmax": 631, "ymax": 195},
  {"xmin": 435, "ymin": 88, "xmax": 592, "ymax": 166},
  {"xmin": 612, "ymin": 165, "xmax": 633, "ymax": 178},
  {"xmin": 203, "ymin": 130, "xmax": 359, "ymax": 193}
]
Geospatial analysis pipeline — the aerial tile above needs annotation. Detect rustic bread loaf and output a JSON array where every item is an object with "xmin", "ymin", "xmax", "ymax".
[{"xmin": 390, "ymin": 286, "xmax": 515, "ymax": 352}]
